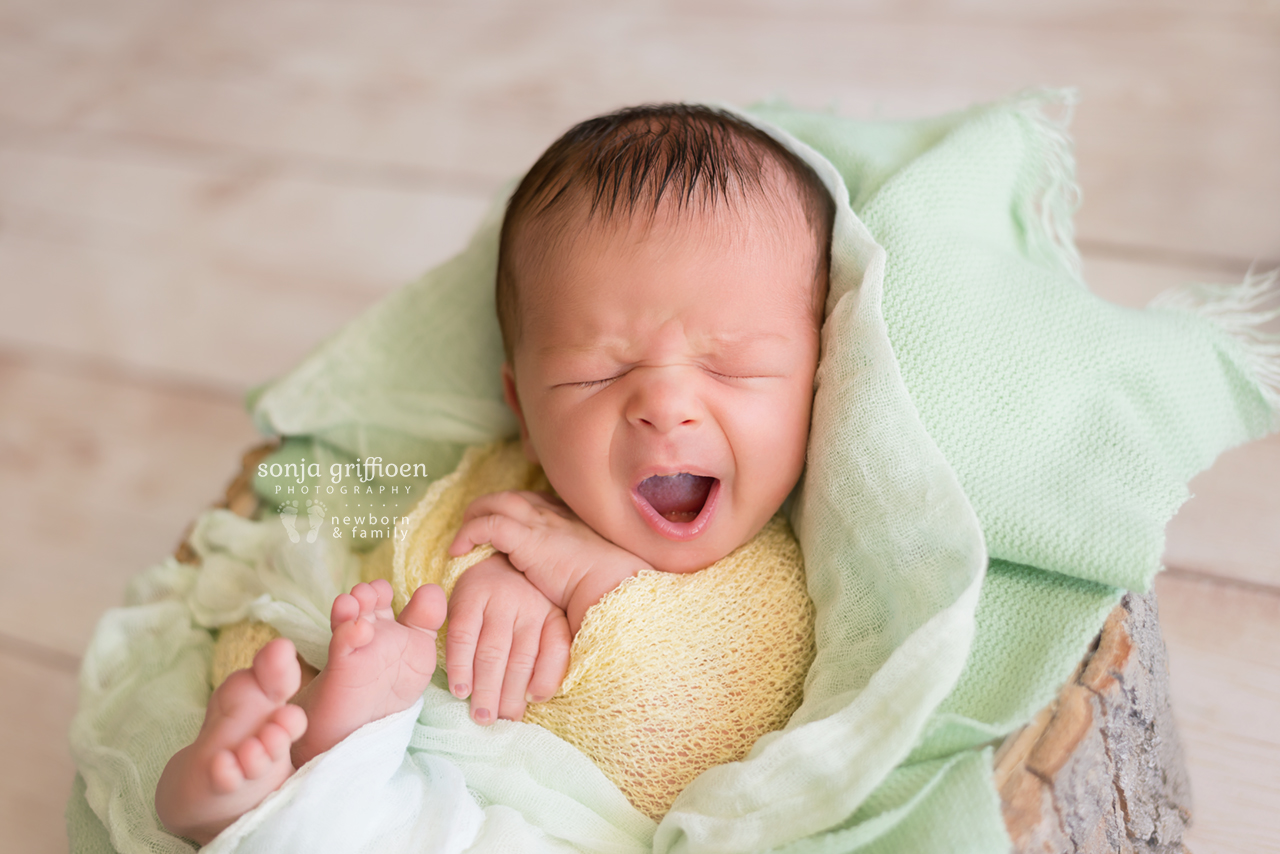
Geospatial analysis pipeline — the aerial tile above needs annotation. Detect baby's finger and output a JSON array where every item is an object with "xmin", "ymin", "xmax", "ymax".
[
  {"xmin": 460, "ymin": 491, "xmax": 538, "ymax": 525},
  {"xmin": 526, "ymin": 612, "xmax": 571, "ymax": 705},
  {"xmin": 468, "ymin": 611, "xmax": 514, "ymax": 726},
  {"xmin": 444, "ymin": 597, "xmax": 483, "ymax": 701},
  {"xmin": 449, "ymin": 513, "xmax": 534, "ymax": 558},
  {"xmin": 511, "ymin": 490, "xmax": 573, "ymax": 518},
  {"xmin": 495, "ymin": 618, "xmax": 542, "ymax": 722},
  {"xmin": 464, "ymin": 490, "xmax": 572, "ymax": 525}
]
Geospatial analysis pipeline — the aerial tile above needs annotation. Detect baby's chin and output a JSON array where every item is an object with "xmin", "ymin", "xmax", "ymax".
[
  {"xmin": 623, "ymin": 525, "xmax": 754, "ymax": 574},
  {"xmin": 643, "ymin": 550, "xmax": 725, "ymax": 574},
  {"xmin": 619, "ymin": 492, "xmax": 788, "ymax": 574}
]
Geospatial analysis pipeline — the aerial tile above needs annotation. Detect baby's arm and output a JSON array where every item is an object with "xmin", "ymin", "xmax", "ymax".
[
  {"xmin": 446, "ymin": 554, "xmax": 571, "ymax": 723},
  {"xmin": 448, "ymin": 491, "xmax": 652, "ymax": 633}
]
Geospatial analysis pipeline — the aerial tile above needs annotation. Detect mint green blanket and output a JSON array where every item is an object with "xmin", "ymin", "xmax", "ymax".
[{"xmin": 68, "ymin": 92, "xmax": 1277, "ymax": 854}]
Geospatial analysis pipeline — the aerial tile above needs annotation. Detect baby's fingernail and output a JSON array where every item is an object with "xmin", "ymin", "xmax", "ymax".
[
  {"xmin": 473, "ymin": 708, "xmax": 491, "ymax": 724},
  {"xmin": 452, "ymin": 683, "xmax": 469, "ymax": 698},
  {"xmin": 526, "ymin": 692, "xmax": 545, "ymax": 704}
]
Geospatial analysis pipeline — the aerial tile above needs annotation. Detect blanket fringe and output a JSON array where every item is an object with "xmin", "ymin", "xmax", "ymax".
[
  {"xmin": 1150, "ymin": 267, "xmax": 1280, "ymax": 420},
  {"xmin": 1012, "ymin": 89, "xmax": 1084, "ymax": 284}
]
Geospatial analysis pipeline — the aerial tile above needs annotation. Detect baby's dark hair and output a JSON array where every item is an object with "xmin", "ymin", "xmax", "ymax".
[{"xmin": 496, "ymin": 103, "xmax": 836, "ymax": 360}]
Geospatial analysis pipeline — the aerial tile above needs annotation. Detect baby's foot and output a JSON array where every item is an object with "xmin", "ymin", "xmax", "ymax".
[
  {"xmin": 156, "ymin": 637, "xmax": 308, "ymax": 844},
  {"xmin": 290, "ymin": 579, "xmax": 446, "ymax": 768},
  {"xmin": 278, "ymin": 501, "xmax": 301, "ymax": 543},
  {"xmin": 305, "ymin": 499, "xmax": 327, "ymax": 544}
]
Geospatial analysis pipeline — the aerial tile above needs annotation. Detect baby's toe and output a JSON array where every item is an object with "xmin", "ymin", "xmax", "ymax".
[
  {"xmin": 209, "ymin": 749, "xmax": 246, "ymax": 795},
  {"xmin": 329, "ymin": 614, "xmax": 375, "ymax": 658},
  {"xmin": 251, "ymin": 638, "xmax": 301, "ymax": 704},
  {"xmin": 234, "ymin": 736, "xmax": 272, "ymax": 781},
  {"xmin": 214, "ymin": 668, "xmax": 261, "ymax": 716},
  {"xmin": 269, "ymin": 702, "xmax": 308, "ymax": 741},
  {"xmin": 348, "ymin": 582, "xmax": 380, "ymax": 616},
  {"xmin": 370, "ymin": 578, "xmax": 394, "ymax": 610},
  {"xmin": 330, "ymin": 591, "xmax": 360, "ymax": 629},
  {"xmin": 256, "ymin": 720, "xmax": 295, "ymax": 763},
  {"xmin": 398, "ymin": 584, "xmax": 447, "ymax": 635}
]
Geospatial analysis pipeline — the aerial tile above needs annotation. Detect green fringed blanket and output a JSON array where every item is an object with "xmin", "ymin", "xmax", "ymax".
[{"xmin": 67, "ymin": 91, "xmax": 1277, "ymax": 854}]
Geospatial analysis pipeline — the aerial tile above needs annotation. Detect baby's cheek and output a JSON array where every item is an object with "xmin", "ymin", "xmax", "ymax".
[{"xmin": 736, "ymin": 398, "xmax": 810, "ymax": 465}]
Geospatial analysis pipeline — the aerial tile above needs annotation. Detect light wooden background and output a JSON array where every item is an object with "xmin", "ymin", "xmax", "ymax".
[{"xmin": 2, "ymin": 1, "xmax": 1278, "ymax": 851}]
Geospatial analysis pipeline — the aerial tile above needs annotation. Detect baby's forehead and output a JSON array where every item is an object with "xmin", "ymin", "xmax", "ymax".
[
  {"xmin": 515, "ymin": 184, "xmax": 817, "ymax": 277},
  {"xmin": 495, "ymin": 106, "xmax": 836, "ymax": 362},
  {"xmin": 512, "ymin": 199, "xmax": 822, "ymax": 355}
]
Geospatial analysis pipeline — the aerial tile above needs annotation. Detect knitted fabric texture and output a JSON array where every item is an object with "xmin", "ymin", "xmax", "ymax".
[
  {"xmin": 67, "ymin": 92, "xmax": 1278, "ymax": 854},
  {"xmin": 392, "ymin": 440, "xmax": 551, "ymax": 609},
  {"xmin": 392, "ymin": 441, "xmax": 815, "ymax": 820},
  {"xmin": 210, "ymin": 620, "xmax": 282, "ymax": 689}
]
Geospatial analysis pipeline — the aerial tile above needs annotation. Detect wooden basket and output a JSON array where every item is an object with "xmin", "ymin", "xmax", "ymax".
[{"xmin": 183, "ymin": 444, "xmax": 1192, "ymax": 853}]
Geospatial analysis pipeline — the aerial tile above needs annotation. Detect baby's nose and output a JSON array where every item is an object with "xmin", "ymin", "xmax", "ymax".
[{"xmin": 625, "ymin": 370, "xmax": 702, "ymax": 433}]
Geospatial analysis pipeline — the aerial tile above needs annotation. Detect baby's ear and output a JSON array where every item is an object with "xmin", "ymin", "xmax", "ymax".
[{"xmin": 501, "ymin": 362, "xmax": 539, "ymax": 464}]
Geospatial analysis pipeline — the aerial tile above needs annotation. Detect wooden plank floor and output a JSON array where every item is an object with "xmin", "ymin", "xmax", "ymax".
[{"xmin": 1, "ymin": 2, "xmax": 1276, "ymax": 851}]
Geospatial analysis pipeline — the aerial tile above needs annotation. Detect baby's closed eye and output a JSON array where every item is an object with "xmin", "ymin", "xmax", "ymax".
[{"xmin": 571, "ymin": 376, "xmax": 620, "ymax": 389}]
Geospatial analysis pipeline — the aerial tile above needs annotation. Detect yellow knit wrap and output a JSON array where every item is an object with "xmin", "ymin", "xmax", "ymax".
[
  {"xmin": 394, "ymin": 441, "xmax": 816, "ymax": 819},
  {"xmin": 210, "ymin": 620, "xmax": 282, "ymax": 689}
]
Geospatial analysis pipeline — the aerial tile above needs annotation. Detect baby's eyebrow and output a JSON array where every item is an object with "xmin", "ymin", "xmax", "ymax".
[
  {"xmin": 534, "ymin": 338, "xmax": 623, "ymax": 359},
  {"xmin": 536, "ymin": 330, "xmax": 790, "ymax": 361},
  {"xmin": 704, "ymin": 331, "xmax": 792, "ymax": 350}
]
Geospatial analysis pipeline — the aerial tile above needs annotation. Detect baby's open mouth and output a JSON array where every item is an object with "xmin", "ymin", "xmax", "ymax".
[{"xmin": 636, "ymin": 473, "xmax": 717, "ymax": 524}]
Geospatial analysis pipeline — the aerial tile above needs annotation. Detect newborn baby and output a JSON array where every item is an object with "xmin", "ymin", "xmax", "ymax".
[{"xmin": 156, "ymin": 102, "xmax": 835, "ymax": 842}]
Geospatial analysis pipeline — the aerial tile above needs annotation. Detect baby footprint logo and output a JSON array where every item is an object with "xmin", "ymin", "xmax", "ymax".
[
  {"xmin": 277, "ymin": 500, "xmax": 301, "ymax": 543},
  {"xmin": 306, "ymin": 500, "xmax": 327, "ymax": 544}
]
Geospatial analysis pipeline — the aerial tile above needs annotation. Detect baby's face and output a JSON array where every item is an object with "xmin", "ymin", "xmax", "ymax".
[{"xmin": 504, "ymin": 199, "xmax": 821, "ymax": 573}]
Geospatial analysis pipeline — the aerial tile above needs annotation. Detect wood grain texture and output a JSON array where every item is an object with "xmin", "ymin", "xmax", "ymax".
[
  {"xmin": 0, "ymin": 649, "xmax": 79, "ymax": 854},
  {"xmin": 1164, "ymin": 435, "xmax": 1280, "ymax": 589},
  {"xmin": 3, "ymin": 1, "xmax": 1276, "ymax": 260},
  {"xmin": 997, "ymin": 593, "xmax": 1191, "ymax": 853},
  {"xmin": 0, "ymin": 140, "xmax": 490, "ymax": 389},
  {"xmin": 1155, "ymin": 573, "xmax": 1280, "ymax": 854},
  {"xmin": 0, "ymin": 353, "xmax": 260, "ymax": 657}
]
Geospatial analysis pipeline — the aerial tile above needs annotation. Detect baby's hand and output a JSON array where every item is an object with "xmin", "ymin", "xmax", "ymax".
[
  {"xmin": 446, "ymin": 553, "xmax": 570, "ymax": 724},
  {"xmin": 449, "ymin": 491, "xmax": 652, "ymax": 633}
]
